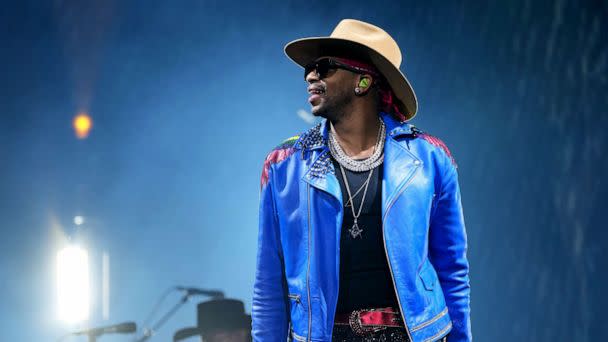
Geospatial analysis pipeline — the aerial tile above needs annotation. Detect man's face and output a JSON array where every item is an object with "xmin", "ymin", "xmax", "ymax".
[{"xmin": 305, "ymin": 56, "xmax": 358, "ymax": 123}]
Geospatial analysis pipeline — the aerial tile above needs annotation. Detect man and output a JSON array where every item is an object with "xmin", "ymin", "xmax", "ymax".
[{"xmin": 252, "ymin": 19, "xmax": 471, "ymax": 342}]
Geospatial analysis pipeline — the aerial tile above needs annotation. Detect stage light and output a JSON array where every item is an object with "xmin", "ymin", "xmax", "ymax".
[
  {"xmin": 56, "ymin": 245, "xmax": 90, "ymax": 323},
  {"xmin": 73, "ymin": 113, "xmax": 92, "ymax": 139},
  {"xmin": 73, "ymin": 216, "xmax": 84, "ymax": 226}
]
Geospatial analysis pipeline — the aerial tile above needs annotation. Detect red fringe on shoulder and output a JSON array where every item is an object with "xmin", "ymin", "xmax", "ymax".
[
  {"xmin": 260, "ymin": 147, "xmax": 295, "ymax": 188},
  {"xmin": 419, "ymin": 133, "xmax": 458, "ymax": 168}
]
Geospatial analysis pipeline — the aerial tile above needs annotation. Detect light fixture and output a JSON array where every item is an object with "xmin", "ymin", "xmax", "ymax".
[{"xmin": 56, "ymin": 245, "xmax": 90, "ymax": 323}]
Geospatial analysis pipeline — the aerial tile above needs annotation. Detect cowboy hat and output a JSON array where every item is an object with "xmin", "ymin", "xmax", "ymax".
[
  {"xmin": 284, "ymin": 19, "xmax": 418, "ymax": 121},
  {"xmin": 173, "ymin": 299, "xmax": 251, "ymax": 341}
]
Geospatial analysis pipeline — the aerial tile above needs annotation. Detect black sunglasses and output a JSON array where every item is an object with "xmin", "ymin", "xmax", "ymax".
[{"xmin": 304, "ymin": 58, "xmax": 373, "ymax": 80}]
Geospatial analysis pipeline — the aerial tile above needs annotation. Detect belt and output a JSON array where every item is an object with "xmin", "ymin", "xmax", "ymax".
[{"xmin": 334, "ymin": 307, "xmax": 403, "ymax": 336}]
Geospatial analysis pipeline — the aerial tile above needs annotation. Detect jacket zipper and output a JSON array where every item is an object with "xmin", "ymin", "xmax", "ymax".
[
  {"xmin": 381, "ymin": 164, "xmax": 422, "ymax": 342},
  {"xmin": 328, "ymin": 170, "xmax": 344, "ymax": 341},
  {"xmin": 306, "ymin": 184, "xmax": 312, "ymax": 342},
  {"xmin": 307, "ymin": 156, "xmax": 345, "ymax": 341},
  {"xmin": 288, "ymin": 294, "xmax": 302, "ymax": 304},
  {"xmin": 411, "ymin": 307, "xmax": 448, "ymax": 332}
]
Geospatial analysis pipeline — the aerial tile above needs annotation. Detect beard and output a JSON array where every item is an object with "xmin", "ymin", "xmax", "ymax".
[{"xmin": 311, "ymin": 86, "xmax": 354, "ymax": 124}]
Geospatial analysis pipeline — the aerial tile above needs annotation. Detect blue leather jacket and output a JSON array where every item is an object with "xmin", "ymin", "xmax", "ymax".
[{"xmin": 252, "ymin": 112, "xmax": 471, "ymax": 342}]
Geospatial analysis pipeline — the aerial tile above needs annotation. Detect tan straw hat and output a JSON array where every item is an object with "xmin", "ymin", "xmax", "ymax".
[{"xmin": 284, "ymin": 19, "xmax": 418, "ymax": 121}]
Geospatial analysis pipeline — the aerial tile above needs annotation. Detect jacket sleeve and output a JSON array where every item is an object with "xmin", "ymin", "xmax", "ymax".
[
  {"xmin": 252, "ymin": 164, "xmax": 289, "ymax": 341},
  {"xmin": 428, "ymin": 157, "xmax": 472, "ymax": 342}
]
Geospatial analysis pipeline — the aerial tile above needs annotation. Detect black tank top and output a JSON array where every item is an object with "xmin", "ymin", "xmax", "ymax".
[{"xmin": 332, "ymin": 158, "xmax": 400, "ymax": 313}]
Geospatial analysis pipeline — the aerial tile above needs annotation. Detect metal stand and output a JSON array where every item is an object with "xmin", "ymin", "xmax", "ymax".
[{"xmin": 134, "ymin": 292, "xmax": 191, "ymax": 342}]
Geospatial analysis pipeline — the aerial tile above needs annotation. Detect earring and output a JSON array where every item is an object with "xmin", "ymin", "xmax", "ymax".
[{"xmin": 354, "ymin": 87, "xmax": 362, "ymax": 95}]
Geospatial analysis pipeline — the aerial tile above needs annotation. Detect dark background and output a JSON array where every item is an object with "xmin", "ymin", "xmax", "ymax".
[{"xmin": 0, "ymin": 0, "xmax": 606, "ymax": 340}]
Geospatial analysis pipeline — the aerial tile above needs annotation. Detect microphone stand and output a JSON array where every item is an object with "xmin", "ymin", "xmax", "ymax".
[
  {"xmin": 134, "ymin": 292, "xmax": 191, "ymax": 342},
  {"xmin": 57, "ymin": 322, "xmax": 137, "ymax": 342}
]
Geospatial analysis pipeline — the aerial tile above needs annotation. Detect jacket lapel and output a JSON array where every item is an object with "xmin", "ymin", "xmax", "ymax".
[
  {"xmin": 382, "ymin": 136, "xmax": 421, "ymax": 220},
  {"xmin": 300, "ymin": 119, "xmax": 342, "ymax": 205},
  {"xmin": 302, "ymin": 148, "xmax": 342, "ymax": 204},
  {"xmin": 380, "ymin": 112, "xmax": 422, "ymax": 219}
]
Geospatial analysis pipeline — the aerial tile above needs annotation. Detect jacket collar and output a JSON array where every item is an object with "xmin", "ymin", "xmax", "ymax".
[
  {"xmin": 295, "ymin": 111, "xmax": 415, "ymax": 152},
  {"xmin": 381, "ymin": 111, "xmax": 416, "ymax": 138}
]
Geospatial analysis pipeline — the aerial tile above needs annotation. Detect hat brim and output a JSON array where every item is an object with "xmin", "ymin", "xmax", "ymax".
[
  {"xmin": 284, "ymin": 37, "xmax": 418, "ymax": 121},
  {"xmin": 174, "ymin": 327, "xmax": 202, "ymax": 341}
]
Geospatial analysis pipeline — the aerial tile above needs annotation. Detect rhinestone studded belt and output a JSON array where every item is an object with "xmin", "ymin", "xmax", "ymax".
[{"xmin": 334, "ymin": 307, "xmax": 403, "ymax": 336}]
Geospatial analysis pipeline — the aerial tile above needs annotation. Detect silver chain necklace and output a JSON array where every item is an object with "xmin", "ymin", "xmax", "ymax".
[
  {"xmin": 328, "ymin": 119, "xmax": 385, "ymax": 172},
  {"xmin": 339, "ymin": 164, "xmax": 374, "ymax": 239},
  {"xmin": 344, "ymin": 174, "xmax": 372, "ymax": 208}
]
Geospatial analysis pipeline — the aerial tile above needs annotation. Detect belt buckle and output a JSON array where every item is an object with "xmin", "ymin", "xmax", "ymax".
[{"xmin": 348, "ymin": 309, "xmax": 386, "ymax": 336}]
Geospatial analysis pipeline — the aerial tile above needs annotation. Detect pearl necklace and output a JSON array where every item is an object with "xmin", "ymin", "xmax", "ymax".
[{"xmin": 328, "ymin": 119, "xmax": 385, "ymax": 172}]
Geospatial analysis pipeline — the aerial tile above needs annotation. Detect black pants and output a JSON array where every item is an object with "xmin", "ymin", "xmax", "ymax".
[{"xmin": 331, "ymin": 325, "xmax": 449, "ymax": 342}]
